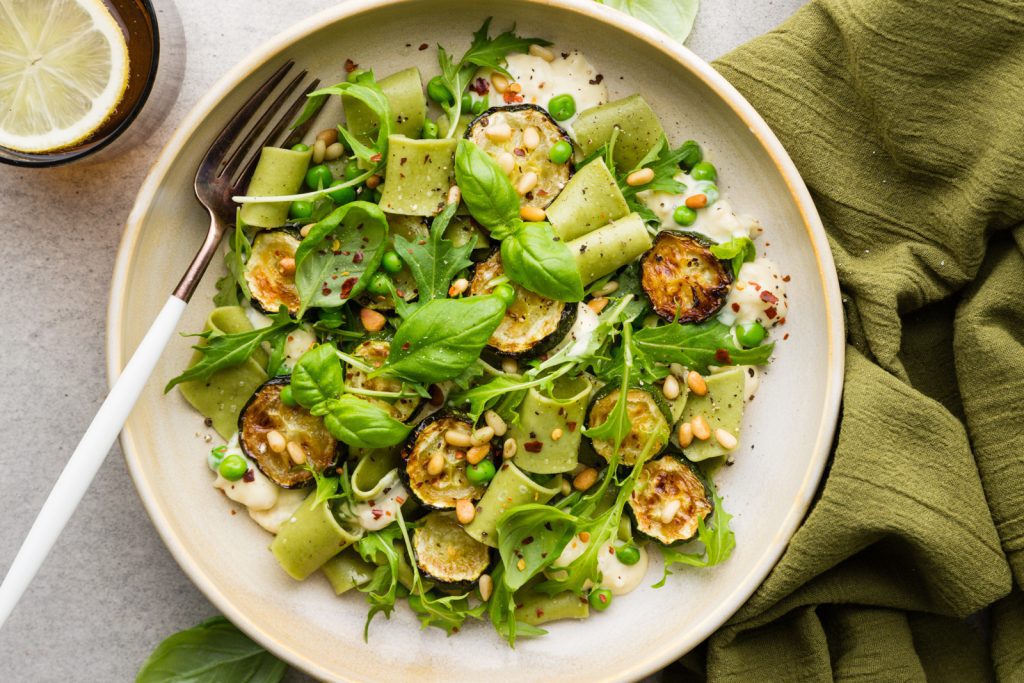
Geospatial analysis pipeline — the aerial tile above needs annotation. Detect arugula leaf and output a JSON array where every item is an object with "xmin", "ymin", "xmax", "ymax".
[
  {"xmin": 710, "ymin": 236, "xmax": 757, "ymax": 278},
  {"xmin": 632, "ymin": 320, "xmax": 775, "ymax": 372},
  {"xmin": 598, "ymin": 0, "xmax": 700, "ymax": 43},
  {"xmin": 454, "ymin": 139, "xmax": 520, "ymax": 230},
  {"xmin": 293, "ymin": 201, "xmax": 389, "ymax": 313},
  {"xmin": 496, "ymin": 504, "xmax": 578, "ymax": 591},
  {"xmin": 408, "ymin": 590, "xmax": 486, "ymax": 635},
  {"xmin": 264, "ymin": 328, "xmax": 289, "ymax": 378},
  {"xmin": 451, "ymin": 366, "xmax": 569, "ymax": 422},
  {"xmin": 488, "ymin": 563, "xmax": 548, "ymax": 647},
  {"xmin": 616, "ymin": 138, "xmax": 704, "ymax": 225},
  {"xmin": 654, "ymin": 488, "xmax": 736, "ymax": 586},
  {"xmin": 501, "ymin": 222, "xmax": 585, "ymax": 302},
  {"xmin": 383, "ymin": 295, "xmax": 507, "ymax": 383},
  {"xmin": 165, "ymin": 309, "xmax": 296, "ymax": 392},
  {"xmin": 354, "ymin": 526, "xmax": 404, "ymax": 640},
  {"xmin": 227, "ymin": 219, "xmax": 252, "ymax": 299},
  {"xmin": 318, "ymin": 394, "xmax": 411, "ymax": 448},
  {"xmin": 136, "ymin": 616, "xmax": 287, "ymax": 683},
  {"xmin": 212, "ymin": 274, "xmax": 240, "ymax": 307},
  {"xmin": 290, "ymin": 343, "xmax": 344, "ymax": 409},
  {"xmin": 582, "ymin": 323, "xmax": 634, "ymax": 443},
  {"xmin": 394, "ymin": 201, "xmax": 476, "ymax": 303}
]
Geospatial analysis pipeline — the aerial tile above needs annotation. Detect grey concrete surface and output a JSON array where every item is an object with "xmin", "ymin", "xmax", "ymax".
[{"xmin": 0, "ymin": 1, "xmax": 806, "ymax": 680}]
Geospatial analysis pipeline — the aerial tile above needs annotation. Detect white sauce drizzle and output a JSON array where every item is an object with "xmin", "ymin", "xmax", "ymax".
[
  {"xmin": 717, "ymin": 257, "xmax": 789, "ymax": 328},
  {"xmin": 248, "ymin": 488, "xmax": 306, "ymax": 534},
  {"xmin": 551, "ymin": 534, "xmax": 650, "ymax": 596},
  {"xmin": 346, "ymin": 472, "xmax": 409, "ymax": 532},
  {"xmin": 637, "ymin": 171, "xmax": 764, "ymax": 244}
]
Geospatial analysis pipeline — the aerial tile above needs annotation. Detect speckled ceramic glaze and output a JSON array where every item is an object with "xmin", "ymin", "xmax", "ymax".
[{"xmin": 107, "ymin": 1, "xmax": 843, "ymax": 680}]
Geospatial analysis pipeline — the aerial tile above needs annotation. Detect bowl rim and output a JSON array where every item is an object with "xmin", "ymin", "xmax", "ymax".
[{"xmin": 107, "ymin": 0, "xmax": 844, "ymax": 680}]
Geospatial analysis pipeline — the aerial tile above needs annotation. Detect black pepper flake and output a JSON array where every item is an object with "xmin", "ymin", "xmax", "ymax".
[{"xmin": 242, "ymin": 469, "xmax": 255, "ymax": 483}]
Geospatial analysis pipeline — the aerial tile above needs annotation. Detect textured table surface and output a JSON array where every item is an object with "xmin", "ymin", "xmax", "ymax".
[{"xmin": 0, "ymin": 1, "xmax": 805, "ymax": 680}]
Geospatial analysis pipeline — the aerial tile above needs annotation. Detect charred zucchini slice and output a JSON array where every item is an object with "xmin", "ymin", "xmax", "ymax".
[
  {"xmin": 465, "ymin": 105, "xmax": 572, "ymax": 209},
  {"xmin": 400, "ymin": 413, "xmax": 494, "ymax": 509},
  {"xmin": 412, "ymin": 511, "xmax": 492, "ymax": 589},
  {"xmin": 628, "ymin": 455, "xmax": 713, "ymax": 545},
  {"xmin": 238, "ymin": 377, "xmax": 340, "ymax": 488},
  {"xmin": 641, "ymin": 231, "xmax": 731, "ymax": 323},
  {"xmin": 244, "ymin": 229, "xmax": 302, "ymax": 315},
  {"xmin": 344, "ymin": 340, "xmax": 421, "ymax": 421},
  {"xmin": 586, "ymin": 384, "xmax": 672, "ymax": 466},
  {"xmin": 469, "ymin": 250, "xmax": 576, "ymax": 358}
]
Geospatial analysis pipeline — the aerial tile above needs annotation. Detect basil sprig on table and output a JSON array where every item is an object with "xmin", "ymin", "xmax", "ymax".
[{"xmin": 454, "ymin": 139, "xmax": 584, "ymax": 302}]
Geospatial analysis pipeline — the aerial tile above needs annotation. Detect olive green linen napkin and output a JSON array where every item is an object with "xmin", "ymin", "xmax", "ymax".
[{"xmin": 673, "ymin": 0, "xmax": 1024, "ymax": 679}]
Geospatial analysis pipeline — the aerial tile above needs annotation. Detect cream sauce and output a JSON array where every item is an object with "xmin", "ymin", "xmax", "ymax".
[
  {"xmin": 551, "ymin": 534, "xmax": 650, "ymax": 596},
  {"xmin": 347, "ymin": 473, "xmax": 409, "ymax": 532},
  {"xmin": 248, "ymin": 488, "xmax": 306, "ymax": 534},
  {"xmin": 638, "ymin": 171, "xmax": 764, "ymax": 244},
  {"xmin": 717, "ymin": 257, "xmax": 789, "ymax": 328}
]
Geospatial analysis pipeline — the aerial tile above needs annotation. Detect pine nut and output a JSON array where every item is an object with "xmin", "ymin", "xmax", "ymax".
[
  {"xmin": 467, "ymin": 444, "xmax": 490, "ymax": 464},
  {"xmin": 559, "ymin": 476, "xmax": 571, "ymax": 495},
  {"xmin": 598, "ymin": 280, "xmax": 619, "ymax": 296},
  {"xmin": 471, "ymin": 426, "xmax": 495, "ymax": 446},
  {"xmin": 520, "ymin": 205, "xmax": 546, "ymax": 222},
  {"xmin": 669, "ymin": 363, "xmax": 686, "ymax": 379},
  {"xmin": 324, "ymin": 142, "xmax": 344, "ymax": 161},
  {"xmin": 503, "ymin": 438, "xmax": 517, "ymax": 459},
  {"xmin": 485, "ymin": 122, "xmax": 512, "ymax": 142},
  {"xmin": 508, "ymin": 82, "xmax": 522, "ymax": 94},
  {"xmin": 685, "ymin": 193, "xmax": 708, "ymax": 209},
  {"xmin": 677, "ymin": 422, "xmax": 694, "ymax": 447},
  {"xmin": 578, "ymin": 531, "xmax": 591, "ymax": 543},
  {"xmin": 447, "ymin": 184, "xmax": 461, "ymax": 205},
  {"xmin": 448, "ymin": 278, "xmax": 469, "ymax": 297},
  {"xmin": 515, "ymin": 171, "xmax": 539, "ymax": 195},
  {"xmin": 484, "ymin": 410, "xmax": 507, "ymax": 437},
  {"xmin": 529, "ymin": 44, "xmax": 556, "ymax": 62},
  {"xmin": 479, "ymin": 574, "xmax": 494, "ymax": 602},
  {"xmin": 497, "ymin": 151, "xmax": 516, "ymax": 175},
  {"xmin": 365, "ymin": 174, "xmax": 382, "ymax": 189},
  {"xmin": 300, "ymin": 224, "xmax": 312, "ymax": 237},
  {"xmin": 660, "ymin": 499, "xmax": 682, "ymax": 524},
  {"xmin": 444, "ymin": 429, "xmax": 473, "ymax": 448},
  {"xmin": 287, "ymin": 441, "xmax": 307, "ymax": 465},
  {"xmin": 501, "ymin": 358, "xmax": 519, "ymax": 375},
  {"xmin": 715, "ymin": 428, "xmax": 738, "ymax": 450},
  {"xmin": 686, "ymin": 371, "xmax": 708, "ymax": 396},
  {"xmin": 573, "ymin": 467, "xmax": 599, "ymax": 491},
  {"xmin": 550, "ymin": 428, "xmax": 563, "ymax": 441},
  {"xmin": 662, "ymin": 374, "xmax": 681, "ymax": 400},
  {"xmin": 427, "ymin": 453, "xmax": 445, "ymax": 476},
  {"xmin": 522, "ymin": 126, "xmax": 541, "ymax": 150},
  {"xmin": 266, "ymin": 430, "xmax": 286, "ymax": 453},
  {"xmin": 626, "ymin": 168, "xmax": 655, "ymax": 186},
  {"xmin": 456, "ymin": 499, "xmax": 476, "ymax": 524},
  {"xmin": 311, "ymin": 139, "xmax": 327, "ymax": 164},
  {"xmin": 316, "ymin": 128, "xmax": 339, "ymax": 146},
  {"xmin": 691, "ymin": 415, "xmax": 711, "ymax": 441},
  {"xmin": 491, "ymin": 73, "xmax": 509, "ymax": 93},
  {"xmin": 278, "ymin": 257, "xmax": 296, "ymax": 276},
  {"xmin": 588, "ymin": 297, "xmax": 609, "ymax": 314},
  {"xmin": 360, "ymin": 307, "xmax": 386, "ymax": 332}
]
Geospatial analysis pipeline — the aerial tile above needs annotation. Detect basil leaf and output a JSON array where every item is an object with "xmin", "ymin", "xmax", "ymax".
[
  {"xmin": 136, "ymin": 616, "xmax": 286, "ymax": 683},
  {"xmin": 599, "ymin": 0, "xmax": 700, "ymax": 43},
  {"xmin": 294, "ymin": 201, "xmax": 389, "ymax": 313},
  {"xmin": 385, "ymin": 296, "xmax": 507, "ymax": 383},
  {"xmin": 321, "ymin": 394, "xmax": 411, "ymax": 448},
  {"xmin": 455, "ymin": 139, "xmax": 520, "ymax": 229},
  {"xmin": 710, "ymin": 237, "xmax": 756, "ymax": 278},
  {"xmin": 394, "ymin": 201, "xmax": 476, "ymax": 303},
  {"xmin": 165, "ymin": 309, "xmax": 296, "ymax": 392},
  {"xmin": 291, "ymin": 343, "xmax": 344, "ymax": 409},
  {"xmin": 632, "ymin": 320, "xmax": 774, "ymax": 373},
  {"xmin": 496, "ymin": 504, "xmax": 578, "ymax": 591},
  {"xmin": 500, "ymin": 222, "xmax": 584, "ymax": 302}
]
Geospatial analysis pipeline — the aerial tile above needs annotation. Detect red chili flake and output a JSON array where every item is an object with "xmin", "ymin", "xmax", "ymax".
[
  {"xmin": 778, "ymin": 317, "xmax": 787, "ymax": 325},
  {"xmin": 230, "ymin": 509, "xmax": 236, "ymax": 515},
  {"xmin": 535, "ymin": 608, "xmax": 545, "ymax": 618},
  {"xmin": 401, "ymin": 342, "xmax": 410, "ymax": 351},
  {"xmin": 395, "ymin": 289, "xmax": 405, "ymax": 297},
  {"xmin": 608, "ymin": 546, "xmax": 615, "ymax": 555},
  {"xmin": 782, "ymin": 274, "xmax": 791, "ymax": 282},
  {"xmin": 503, "ymin": 91, "xmax": 524, "ymax": 104},
  {"xmin": 395, "ymin": 497, "xmax": 405, "ymax": 504},
  {"xmin": 370, "ymin": 153, "xmax": 382, "ymax": 162},
  {"xmin": 567, "ymin": 421, "xmax": 577, "ymax": 432},
  {"xmin": 344, "ymin": 58, "xmax": 357, "ymax": 73},
  {"xmin": 340, "ymin": 277, "xmax": 358, "ymax": 298},
  {"xmin": 353, "ymin": 251, "xmax": 364, "ymax": 264},
  {"xmin": 371, "ymin": 509, "xmax": 384, "ymax": 520},
  {"xmin": 418, "ymin": 43, "xmax": 428, "ymax": 50},
  {"xmin": 759, "ymin": 290, "xmax": 779, "ymax": 305},
  {"xmin": 598, "ymin": 593, "xmax": 609, "ymax": 604},
  {"xmin": 522, "ymin": 536, "xmax": 534, "ymax": 545},
  {"xmin": 783, "ymin": 333, "xmax": 790, "ymax": 340},
  {"xmin": 321, "ymin": 286, "xmax": 332, "ymax": 296},
  {"xmin": 524, "ymin": 441, "xmax": 544, "ymax": 453},
  {"xmin": 715, "ymin": 349, "xmax": 732, "ymax": 363},
  {"xmin": 242, "ymin": 469, "xmax": 255, "ymax": 483},
  {"xmin": 731, "ymin": 303, "xmax": 740, "ymax": 312},
  {"xmin": 514, "ymin": 148, "xmax": 526, "ymax": 157},
  {"xmin": 469, "ymin": 77, "xmax": 490, "ymax": 95},
  {"xmin": 765, "ymin": 306, "xmax": 778, "ymax": 320}
]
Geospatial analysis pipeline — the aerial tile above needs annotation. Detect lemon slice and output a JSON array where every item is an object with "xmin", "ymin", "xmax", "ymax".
[{"xmin": 0, "ymin": 0, "xmax": 130, "ymax": 153}]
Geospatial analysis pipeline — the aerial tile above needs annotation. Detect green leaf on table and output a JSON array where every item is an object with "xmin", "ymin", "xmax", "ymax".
[
  {"xmin": 394, "ymin": 201, "xmax": 476, "ymax": 303},
  {"xmin": 632, "ymin": 319, "xmax": 774, "ymax": 373},
  {"xmin": 320, "ymin": 394, "xmax": 411, "ymax": 448},
  {"xmin": 454, "ymin": 139, "xmax": 521, "ymax": 231},
  {"xmin": 710, "ymin": 237, "xmax": 757, "ymax": 278},
  {"xmin": 136, "ymin": 616, "xmax": 286, "ymax": 683},
  {"xmin": 599, "ymin": 0, "xmax": 700, "ymax": 43},
  {"xmin": 500, "ymin": 221, "xmax": 585, "ymax": 302},
  {"xmin": 290, "ymin": 343, "xmax": 344, "ymax": 408}
]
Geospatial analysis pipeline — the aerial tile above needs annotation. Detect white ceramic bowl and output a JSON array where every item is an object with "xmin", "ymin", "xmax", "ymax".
[{"xmin": 108, "ymin": 1, "xmax": 843, "ymax": 680}]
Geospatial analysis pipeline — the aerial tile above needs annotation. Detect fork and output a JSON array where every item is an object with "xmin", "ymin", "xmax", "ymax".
[{"xmin": 0, "ymin": 61, "xmax": 323, "ymax": 629}]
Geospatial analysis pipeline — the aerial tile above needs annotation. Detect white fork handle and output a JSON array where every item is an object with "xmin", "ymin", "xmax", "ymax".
[{"xmin": 0, "ymin": 295, "xmax": 188, "ymax": 629}]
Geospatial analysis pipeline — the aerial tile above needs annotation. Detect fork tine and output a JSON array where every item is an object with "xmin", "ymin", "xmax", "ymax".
[
  {"xmin": 195, "ymin": 60, "xmax": 293, "ymax": 186},
  {"xmin": 219, "ymin": 69, "xmax": 308, "ymax": 181},
  {"xmin": 232, "ymin": 77, "xmax": 322, "ymax": 193}
]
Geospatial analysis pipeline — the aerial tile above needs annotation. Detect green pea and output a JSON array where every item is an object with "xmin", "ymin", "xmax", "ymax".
[
  {"xmin": 344, "ymin": 159, "xmax": 362, "ymax": 181},
  {"xmin": 461, "ymin": 92, "xmax": 473, "ymax": 112},
  {"xmin": 427, "ymin": 76, "xmax": 453, "ymax": 104},
  {"xmin": 493, "ymin": 283, "xmax": 516, "ymax": 306},
  {"xmin": 736, "ymin": 322, "xmax": 767, "ymax": 347},
  {"xmin": 690, "ymin": 161, "xmax": 717, "ymax": 182},
  {"xmin": 615, "ymin": 545, "xmax": 641, "ymax": 566},
  {"xmin": 218, "ymin": 454, "xmax": 249, "ymax": 482},
  {"xmin": 289, "ymin": 200, "xmax": 313, "ymax": 220},
  {"xmin": 327, "ymin": 180, "xmax": 356, "ymax": 204},
  {"xmin": 279, "ymin": 385, "xmax": 298, "ymax": 407},
  {"xmin": 305, "ymin": 164, "xmax": 334, "ymax": 190},
  {"xmin": 290, "ymin": 143, "xmax": 310, "ymax": 153},
  {"xmin": 471, "ymin": 98, "xmax": 487, "ymax": 116},
  {"xmin": 466, "ymin": 459, "xmax": 496, "ymax": 484},
  {"xmin": 588, "ymin": 588, "xmax": 612, "ymax": 612},
  {"xmin": 421, "ymin": 119, "xmax": 439, "ymax": 139},
  {"xmin": 673, "ymin": 205, "xmax": 697, "ymax": 227},
  {"xmin": 677, "ymin": 140, "xmax": 703, "ymax": 171},
  {"xmin": 548, "ymin": 139, "xmax": 573, "ymax": 165},
  {"xmin": 548, "ymin": 94, "xmax": 577, "ymax": 121},
  {"xmin": 347, "ymin": 68, "xmax": 368, "ymax": 83},
  {"xmin": 367, "ymin": 272, "xmax": 391, "ymax": 296},
  {"xmin": 381, "ymin": 251, "xmax": 403, "ymax": 274},
  {"xmin": 207, "ymin": 445, "xmax": 228, "ymax": 470}
]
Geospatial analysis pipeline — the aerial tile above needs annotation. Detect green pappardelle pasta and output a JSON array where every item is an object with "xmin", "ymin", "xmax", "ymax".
[
  {"xmin": 508, "ymin": 375, "xmax": 593, "ymax": 474},
  {"xmin": 271, "ymin": 492, "xmax": 363, "ymax": 580},
  {"xmin": 344, "ymin": 68, "xmax": 426, "ymax": 143},
  {"xmin": 378, "ymin": 135, "xmax": 458, "ymax": 215},
  {"xmin": 238, "ymin": 147, "xmax": 312, "ymax": 228},
  {"xmin": 464, "ymin": 462, "xmax": 561, "ymax": 547}
]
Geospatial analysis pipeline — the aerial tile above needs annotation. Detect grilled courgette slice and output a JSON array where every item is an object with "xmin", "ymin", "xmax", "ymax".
[
  {"xmin": 400, "ymin": 413, "xmax": 494, "ymax": 509},
  {"xmin": 469, "ymin": 250, "xmax": 576, "ymax": 358},
  {"xmin": 413, "ymin": 511, "xmax": 492, "ymax": 589},
  {"xmin": 628, "ymin": 455, "xmax": 713, "ymax": 545},
  {"xmin": 244, "ymin": 229, "xmax": 302, "ymax": 315},
  {"xmin": 465, "ymin": 104, "xmax": 572, "ymax": 209},
  {"xmin": 344, "ymin": 340, "xmax": 421, "ymax": 421},
  {"xmin": 641, "ymin": 231, "xmax": 731, "ymax": 323},
  {"xmin": 586, "ymin": 384, "xmax": 672, "ymax": 466},
  {"xmin": 238, "ymin": 377, "xmax": 341, "ymax": 488}
]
